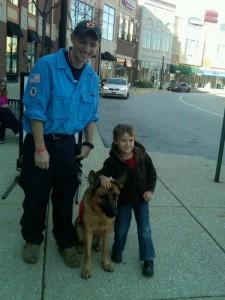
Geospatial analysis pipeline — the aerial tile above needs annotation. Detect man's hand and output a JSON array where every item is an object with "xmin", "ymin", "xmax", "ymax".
[
  {"xmin": 34, "ymin": 150, "xmax": 50, "ymax": 169},
  {"xmin": 76, "ymin": 144, "xmax": 92, "ymax": 160}
]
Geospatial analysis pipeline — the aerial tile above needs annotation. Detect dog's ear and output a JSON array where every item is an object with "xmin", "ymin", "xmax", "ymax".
[
  {"xmin": 88, "ymin": 170, "xmax": 101, "ymax": 191},
  {"xmin": 115, "ymin": 171, "xmax": 127, "ymax": 190}
]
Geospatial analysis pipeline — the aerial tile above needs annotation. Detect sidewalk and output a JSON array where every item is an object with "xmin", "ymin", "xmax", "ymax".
[{"xmin": 0, "ymin": 127, "xmax": 225, "ymax": 300}]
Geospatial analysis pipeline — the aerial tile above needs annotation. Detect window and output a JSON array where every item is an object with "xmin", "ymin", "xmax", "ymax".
[
  {"xmin": 153, "ymin": 21, "xmax": 162, "ymax": 51},
  {"xmin": 28, "ymin": 0, "xmax": 37, "ymax": 15},
  {"xmin": 102, "ymin": 5, "xmax": 115, "ymax": 41},
  {"xmin": 6, "ymin": 36, "xmax": 18, "ymax": 82},
  {"xmin": 153, "ymin": 32, "xmax": 161, "ymax": 50},
  {"xmin": 185, "ymin": 39, "xmax": 199, "ymax": 57},
  {"xmin": 27, "ymin": 42, "xmax": 36, "ymax": 72},
  {"xmin": 143, "ymin": 30, "xmax": 151, "ymax": 49},
  {"xmin": 119, "ymin": 13, "xmax": 135, "ymax": 42},
  {"xmin": 129, "ymin": 18, "xmax": 134, "ymax": 42},
  {"xmin": 163, "ymin": 33, "xmax": 170, "ymax": 52},
  {"xmin": 10, "ymin": 0, "xmax": 18, "ymax": 5},
  {"xmin": 140, "ymin": 61, "xmax": 151, "ymax": 81},
  {"xmin": 216, "ymin": 44, "xmax": 225, "ymax": 61},
  {"xmin": 70, "ymin": 1, "xmax": 93, "ymax": 29}
]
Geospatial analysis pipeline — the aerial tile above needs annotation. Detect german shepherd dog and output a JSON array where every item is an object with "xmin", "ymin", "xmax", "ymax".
[{"xmin": 74, "ymin": 170, "xmax": 127, "ymax": 279}]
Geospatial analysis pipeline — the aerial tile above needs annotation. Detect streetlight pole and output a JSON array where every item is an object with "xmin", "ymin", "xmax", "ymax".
[{"xmin": 159, "ymin": 56, "xmax": 164, "ymax": 90}]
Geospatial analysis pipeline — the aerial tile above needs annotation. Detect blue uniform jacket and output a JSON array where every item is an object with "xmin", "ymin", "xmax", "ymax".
[{"xmin": 22, "ymin": 48, "xmax": 99, "ymax": 135}]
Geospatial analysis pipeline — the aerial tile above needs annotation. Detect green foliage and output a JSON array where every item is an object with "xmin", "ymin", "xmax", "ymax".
[{"xmin": 138, "ymin": 81, "xmax": 153, "ymax": 88}]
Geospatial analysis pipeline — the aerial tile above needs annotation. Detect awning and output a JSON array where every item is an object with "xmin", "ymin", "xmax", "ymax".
[
  {"xmin": 44, "ymin": 36, "xmax": 53, "ymax": 47},
  {"xmin": 170, "ymin": 65, "xmax": 202, "ymax": 75},
  {"xmin": 28, "ymin": 29, "xmax": 40, "ymax": 43},
  {"xmin": 105, "ymin": 51, "xmax": 117, "ymax": 61},
  {"xmin": 101, "ymin": 53, "xmax": 108, "ymax": 60},
  {"xmin": 7, "ymin": 21, "xmax": 24, "ymax": 38},
  {"xmin": 200, "ymin": 68, "xmax": 225, "ymax": 78}
]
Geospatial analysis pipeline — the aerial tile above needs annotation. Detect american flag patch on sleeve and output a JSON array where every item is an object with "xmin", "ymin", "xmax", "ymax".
[{"xmin": 29, "ymin": 74, "xmax": 40, "ymax": 83}]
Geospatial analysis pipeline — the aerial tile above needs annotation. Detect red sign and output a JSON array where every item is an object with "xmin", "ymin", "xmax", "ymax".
[
  {"xmin": 204, "ymin": 10, "xmax": 218, "ymax": 23},
  {"xmin": 204, "ymin": 16, "xmax": 218, "ymax": 23},
  {"xmin": 205, "ymin": 10, "xmax": 218, "ymax": 17}
]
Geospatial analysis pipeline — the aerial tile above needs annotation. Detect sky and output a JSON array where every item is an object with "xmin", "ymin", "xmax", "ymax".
[{"xmin": 173, "ymin": 0, "xmax": 225, "ymax": 18}]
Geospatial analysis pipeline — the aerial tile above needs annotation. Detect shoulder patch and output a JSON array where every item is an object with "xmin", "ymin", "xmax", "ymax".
[{"xmin": 29, "ymin": 86, "xmax": 38, "ymax": 97}]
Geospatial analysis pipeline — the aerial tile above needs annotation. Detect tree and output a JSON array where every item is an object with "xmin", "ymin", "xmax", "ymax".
[
  {"xmin": 30, "ymin": 0, "xmax": 61, "ymax": 57},
  {"xmin": 69, "ymin": 0, "xmax": 101, "ymax": 31}
]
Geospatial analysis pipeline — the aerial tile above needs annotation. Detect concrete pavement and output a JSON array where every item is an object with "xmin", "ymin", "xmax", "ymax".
[{"xmin": 1, "ymin": 120, "xmax": 225, "ymax": 300}]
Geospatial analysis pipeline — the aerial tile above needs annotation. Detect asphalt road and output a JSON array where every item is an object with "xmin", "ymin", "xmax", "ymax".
[{"xmin": 97, "ymin": 91, "xmax": 225, "ymax": 160}]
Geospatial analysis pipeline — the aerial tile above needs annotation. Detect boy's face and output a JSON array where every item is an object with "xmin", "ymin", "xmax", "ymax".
[
  {"xmin": 71, "ymin": 32, "xmax": 100, "ymax": 67},
  {"xmin": 114, "ymin": 133, "xmax": 135, "ymax": 156}
]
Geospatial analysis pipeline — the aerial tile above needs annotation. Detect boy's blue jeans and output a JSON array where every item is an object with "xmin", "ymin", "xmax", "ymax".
[{"xmin": 112, "ymin": 202, "xmax": 156, "ymax": 261}]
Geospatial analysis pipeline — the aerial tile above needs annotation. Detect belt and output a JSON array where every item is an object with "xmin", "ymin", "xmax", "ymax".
[
  {"xmin": 45, "ymin": 133, "xmax": 73, "ymax": 140},
  {"xmin": 27, "ymin": 133, "xmax": 73, "ymax": 141}
]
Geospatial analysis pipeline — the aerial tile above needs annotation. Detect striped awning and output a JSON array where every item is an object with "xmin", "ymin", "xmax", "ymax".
[{"xmin": 200, "ymin": 68, "xmax": 225, "ymax": 78}]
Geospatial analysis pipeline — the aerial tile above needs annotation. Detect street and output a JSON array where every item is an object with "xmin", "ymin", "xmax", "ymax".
[{"xmin": 97, "ymin": 90, "xmax": 225, "ymax": 160}]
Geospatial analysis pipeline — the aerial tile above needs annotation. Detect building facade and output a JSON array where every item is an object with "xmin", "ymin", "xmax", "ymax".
[
  {"xmin": 1, "ymin": 0, "xmax": 225, "ymax": 99},
  {"xmin": 0, "ymin": 0, "xmax": 60, "ymax": 98}
]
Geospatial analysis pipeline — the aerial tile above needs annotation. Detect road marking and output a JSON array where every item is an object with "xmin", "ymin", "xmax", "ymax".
[{"xmin": 179, "ymin": 96, "xmax": 223, "ymax": 117}]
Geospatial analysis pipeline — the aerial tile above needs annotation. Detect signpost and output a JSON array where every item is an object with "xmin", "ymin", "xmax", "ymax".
[{"xmin": 214, "ymin": 109, "xmax": 225, "ymax": 182}]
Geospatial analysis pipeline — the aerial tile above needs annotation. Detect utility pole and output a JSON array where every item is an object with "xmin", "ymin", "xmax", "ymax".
[
  {"xmin": 58, "ymin": 1, "xmax": 68, "ymax": 49},
  {"xmin": 159, "ymin": 56, "xmax": 164, "ymax": 90}
]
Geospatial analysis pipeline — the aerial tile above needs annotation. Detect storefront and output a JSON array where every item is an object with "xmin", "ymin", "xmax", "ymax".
[
  {"xmin": 115, "ymin": 57, "xmax": 132, "ymax": 80},
  {"xmin": 100, "ymin": 51, "xmax": 116, "ymax": 79}
]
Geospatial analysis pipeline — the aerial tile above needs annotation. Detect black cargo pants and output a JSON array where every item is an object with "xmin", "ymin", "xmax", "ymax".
[{"xmin": 19, "ymin": 133, "xmax": 79, "ymax": 249}]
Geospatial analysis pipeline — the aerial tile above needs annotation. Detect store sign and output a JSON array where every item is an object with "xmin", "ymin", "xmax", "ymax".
[
  {"xmin": 204, "ymin": 10, "xmax": 218, "ymax": 23},
  {"xmin": 117, "ymin": 58, "xmax": 125, "ymax": 63},
  {"xmin": 124, "ymin": 59, "xmax": 132, "ymax": 67},
  {"xmin": 188, "ymin": 17, "xmax": 203, "ymax": 26},
  {"xmin": 122, "ymin": 0, "xmax": 136, "ymax": 10}
]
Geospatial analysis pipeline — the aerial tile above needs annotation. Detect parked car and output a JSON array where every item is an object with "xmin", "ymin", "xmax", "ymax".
[
  {"xmin": 101, "ymin": 78, "xmax": 130, "ymax": 99},
  {"xmin": 167, "ymin": 82, "xmax": 191, "ymax": 93}
]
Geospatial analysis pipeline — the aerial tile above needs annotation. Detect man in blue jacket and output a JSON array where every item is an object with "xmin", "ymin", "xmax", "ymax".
[{"xmin": 19, "ymin": 20, "xmax": 101, "ymax": 267}]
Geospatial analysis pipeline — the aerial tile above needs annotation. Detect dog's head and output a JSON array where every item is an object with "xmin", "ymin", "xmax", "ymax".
[{"xmin": 88, "ymin": 170, "xmax": 127, "ymax": 218}]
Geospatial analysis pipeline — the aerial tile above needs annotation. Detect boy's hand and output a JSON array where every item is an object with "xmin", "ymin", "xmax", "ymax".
[
  {"xmin": 99, "ymin": 175, "xmax": 115, "ymax": 189},
  {"xmin": 143, "ymin": 191, "xmax": 154, "ymax": 202}
]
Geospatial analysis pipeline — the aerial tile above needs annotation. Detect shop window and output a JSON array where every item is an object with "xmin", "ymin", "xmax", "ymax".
[{"xmin": 6, "ymin": 36, "xmax": 18, "ymax": 82}]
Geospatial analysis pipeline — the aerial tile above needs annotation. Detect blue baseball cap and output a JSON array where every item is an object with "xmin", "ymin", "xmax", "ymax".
[{"xmin": 73, "ymin": 20, "xmax": 101, "ymax": 40}]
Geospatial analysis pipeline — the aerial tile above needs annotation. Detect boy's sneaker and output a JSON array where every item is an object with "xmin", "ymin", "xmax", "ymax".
[
  {"xmin": 143, "ymin": 260, "xmax": 154, "ymax": 277},
  {"xmin": 111, "ymin": 251, "xmax": 122, "ymax": 263},
  {"xmin": 59, "ymin": 246, "xmax": 80, "ymax": 268},
  {"xmin": 0, "ymin": 140, "xmax": 5, "ymax": 144},
  {"xmin": 22, "ymin": 243, "xmax": 40, "ymax": 264}
]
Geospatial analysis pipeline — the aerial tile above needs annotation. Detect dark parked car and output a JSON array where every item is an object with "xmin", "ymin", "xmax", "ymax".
[{"xmin": 167, "ymin": 82, "xmax": 191, "ymax": 93}]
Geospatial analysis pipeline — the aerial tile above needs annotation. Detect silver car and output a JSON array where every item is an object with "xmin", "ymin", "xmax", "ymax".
[{"xmin": 101, "ymin": 78, "xmax": 130, "ymax": 99}]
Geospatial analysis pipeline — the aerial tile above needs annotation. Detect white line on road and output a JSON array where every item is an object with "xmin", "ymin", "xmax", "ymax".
[{"xmin": 179, "ymin": 96, "xmax": 224, "ymax": 117}]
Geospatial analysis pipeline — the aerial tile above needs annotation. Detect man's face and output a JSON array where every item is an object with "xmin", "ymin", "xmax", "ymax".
[{"xmin": 71, "ymin": 32, "xmax": 100, "ymax": 67}]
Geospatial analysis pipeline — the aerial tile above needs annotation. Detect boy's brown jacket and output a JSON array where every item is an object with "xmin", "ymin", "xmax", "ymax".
[{"xmin": 97, "ymin": 141, "xmax": 157, "ymax": 204}]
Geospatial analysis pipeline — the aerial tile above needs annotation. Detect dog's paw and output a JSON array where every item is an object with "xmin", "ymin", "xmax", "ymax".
[
  {"xmin": 102, "ymin": 263, "xmax": 114, "ymax": 272},
  {"xmin": 81, "ymin": 269, "xmax": 92, "ymax": 279}
]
